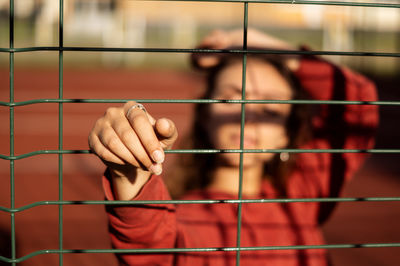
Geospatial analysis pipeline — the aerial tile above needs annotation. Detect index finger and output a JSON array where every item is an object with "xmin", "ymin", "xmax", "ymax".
[{"xmin": 124, "ymin": 102, "xmax": 165, "ymax": 164}]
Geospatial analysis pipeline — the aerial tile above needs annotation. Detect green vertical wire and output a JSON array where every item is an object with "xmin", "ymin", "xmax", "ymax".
[
  {"xmin": 236, "ymin": 2, "xmax": 249, "ymax": 265},
  {"xmin": 58, "ymin": 0, "xmax": 64, "ymax": 265},
  {"xmin": 9, "ymin": 0, "xmax": 15, "ymax": 265}
]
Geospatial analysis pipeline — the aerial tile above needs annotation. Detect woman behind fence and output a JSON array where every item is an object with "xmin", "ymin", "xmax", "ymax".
[{"xmin": 88, "ymin": 29, "xmax": 378, "ymax": 266}]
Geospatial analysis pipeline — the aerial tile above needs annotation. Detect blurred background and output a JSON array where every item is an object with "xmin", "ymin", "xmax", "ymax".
[{"xmin": 0, "ymin": 0, "xmax": 400, "ymax": 265}]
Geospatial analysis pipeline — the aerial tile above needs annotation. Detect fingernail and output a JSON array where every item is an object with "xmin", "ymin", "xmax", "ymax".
[
  {"xmin": 149, "ymin": 164, "xmax": 162, "ymax": 176},
  {"xmin": 152, "ymin": 150, "xmax": 164, "ymax": 164}
]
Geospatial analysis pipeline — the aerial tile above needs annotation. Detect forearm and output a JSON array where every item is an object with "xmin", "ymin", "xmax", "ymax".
[
  {"xmin": 295, "ymin": 55, "xmax": 379, "ymax": 185},
  {"xmin": 104, "ymin": 174, "xmax": 177, "ymax": 265}
]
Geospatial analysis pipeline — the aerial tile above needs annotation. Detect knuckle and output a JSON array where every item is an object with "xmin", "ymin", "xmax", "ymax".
[
  {"xmin": 125, "ymin": 101, "xmax": 136, "ymax": 108},
  {"xmin": 120, "ymin": 130, "xmax": 133, "ymax": 143},
  {"xmin": 93, "ymin": 118, "xmax": 105, "ymax": 130},
  {"xmin": 105, "ymin": 107, "xmax": 119, "ymax": 117},
  {"xmin": 106, "ymin": 136, "xmax": 120, "ymax": 151}
]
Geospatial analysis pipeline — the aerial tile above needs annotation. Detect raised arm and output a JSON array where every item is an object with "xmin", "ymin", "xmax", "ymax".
[
  {"xmin": 295, "ymin": 54, "xmax": 378, "ymax": 179},
  {"xmin": 293, "ymin": 56, "xmax": 379, "ymax": 223},
  {"xmin": 193, "ymin": 28, "xmax": 300, "ymax": 71}
]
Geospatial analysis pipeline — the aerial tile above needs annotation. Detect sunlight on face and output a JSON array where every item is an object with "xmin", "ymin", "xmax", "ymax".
[{"xmin": 206, "ymin": 58, "xmax": 293, "ymax": 168}]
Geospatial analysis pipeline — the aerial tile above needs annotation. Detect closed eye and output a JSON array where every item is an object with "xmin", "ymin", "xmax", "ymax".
[{"xmin": 214, "ymin": 85, "xmax": 242, "ymax": 100}]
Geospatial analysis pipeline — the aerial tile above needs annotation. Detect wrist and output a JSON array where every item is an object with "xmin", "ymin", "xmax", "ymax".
[
  {"xmin": 110, "ymin": 167, "xmax": 152, "ymax": 200},
  {"xmin": 109, "ymin": 166, "xmax": 135, "ymax": 179}
]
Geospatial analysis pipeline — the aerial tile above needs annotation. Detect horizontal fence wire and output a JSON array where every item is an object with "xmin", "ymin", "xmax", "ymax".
[
  {"xmin": 1, "ymin": 47, "xmax": 400, "ymax": 58},
  {"xmin": 3, "ymin": 0, "xmax": 400, "ymax": 264},
  {"xmin": 2, "ymin": 99, "xmax": 400, "ymax": 107},
  {"xmin": 1, "ymin": 242, "xmax": 400, "ymax": 264},
  {"xmin": 145, "ymin": 0, "xmax": 400, "ymax": 8},
  {"xmin": 1, "ymin": 149, "xmax": 400, "ymax": 161},
  {"xmin": 1, "ymin": 243, "xmax": 400, "ymax": 264},
  {"xmin": 1, "ymin": 197, "xmax": 400, "ymax": 213}
]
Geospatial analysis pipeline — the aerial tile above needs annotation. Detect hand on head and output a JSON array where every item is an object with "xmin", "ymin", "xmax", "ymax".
[{"xmin": 194, "ymin": 28, "xmax": 299, "ymax": 71}]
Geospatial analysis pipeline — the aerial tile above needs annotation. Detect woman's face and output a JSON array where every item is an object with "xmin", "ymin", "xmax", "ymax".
[{"xmin": 207, "ymin": 58, "xmax": 293, "ymax": 168}]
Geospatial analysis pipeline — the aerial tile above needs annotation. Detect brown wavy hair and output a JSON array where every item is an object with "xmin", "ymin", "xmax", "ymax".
[{"xmin": 166, "ymin": 53, "xmax": 312, "ymax": 198}]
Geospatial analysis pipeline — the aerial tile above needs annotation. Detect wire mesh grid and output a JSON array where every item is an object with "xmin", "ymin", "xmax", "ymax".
[{"xmin": 1, "ymin": 0, "xmax": 400, "ymax": 265}]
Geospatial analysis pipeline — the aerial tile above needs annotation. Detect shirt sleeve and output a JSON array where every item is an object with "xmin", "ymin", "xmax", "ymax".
[
  {"xmin": 296, "ymin": 54, "xmax": 379, "ymax": 142},
  {"xmin": 103, "ymin": 171, "xmax": 177, "ymax": 265},
  {"xmin": 294, "ymin": 55, "xmax": 379, "ymax": 223}
]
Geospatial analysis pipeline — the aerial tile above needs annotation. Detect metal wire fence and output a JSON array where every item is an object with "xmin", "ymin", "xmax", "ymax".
[{"xmin": 1, "ymin": 0, "xmax": 400, "ymax": 265}]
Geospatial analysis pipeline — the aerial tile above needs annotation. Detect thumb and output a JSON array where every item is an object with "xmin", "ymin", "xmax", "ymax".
[{"xmin": 155, "ymin": 118, "xmax": 178, "ymax": 149}]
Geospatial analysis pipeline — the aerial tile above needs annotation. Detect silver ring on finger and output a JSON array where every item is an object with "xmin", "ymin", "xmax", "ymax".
[{"xmin": 126, "ymin": 103, "xmax": 147, "ymax": 119}]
